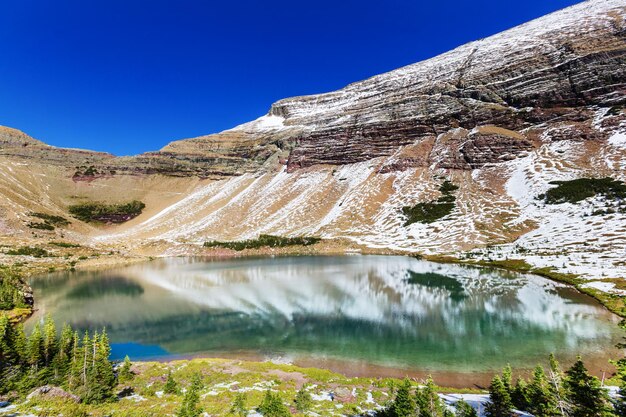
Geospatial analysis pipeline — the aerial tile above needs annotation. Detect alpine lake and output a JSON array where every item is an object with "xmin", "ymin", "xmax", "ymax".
[{"xmin": 27, "ymin": 255, "xmax": 623, "ymax": 386}]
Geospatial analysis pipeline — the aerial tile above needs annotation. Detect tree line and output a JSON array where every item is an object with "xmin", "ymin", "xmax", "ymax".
[
  {"xmin": 382, "ymin": 354, "xmax": 626, "ymax": 417},
  {"xmin": 0, "ymin": 314, "xmax": 116, "ymax": 404}
]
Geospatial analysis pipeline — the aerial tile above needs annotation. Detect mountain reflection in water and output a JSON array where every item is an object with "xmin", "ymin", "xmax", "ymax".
[{"xmin": 28, "ymin": 256, "xmax": 622, "ymax": 373}]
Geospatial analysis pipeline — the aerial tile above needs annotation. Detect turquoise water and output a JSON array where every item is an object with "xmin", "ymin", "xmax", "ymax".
[{"xmin": 28, "ymin": 255, "xmax": 622, "ymax": 375}]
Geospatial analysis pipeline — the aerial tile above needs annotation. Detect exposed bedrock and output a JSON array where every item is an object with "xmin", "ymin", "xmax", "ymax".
[{"xmin": 0, "ymin": 0, "xmax": 624, "ymax": 177}]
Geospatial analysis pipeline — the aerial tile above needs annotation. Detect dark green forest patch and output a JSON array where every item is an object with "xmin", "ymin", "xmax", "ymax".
[
  {"xmin": 204, "ymin": 234, "xmax": 321, "ymax": 251},
  {"xmin": 402, "ymin": 180, "xmax": 459, "ymax": 225},
  {"xmin": 68, "ymin": 200, "xmax": 145, "ymax": 223}
]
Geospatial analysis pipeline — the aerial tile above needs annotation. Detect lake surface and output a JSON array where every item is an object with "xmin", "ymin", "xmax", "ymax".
[{"xmin": 28, "ymin": 255, "xmax": 622, "ymax": 381}]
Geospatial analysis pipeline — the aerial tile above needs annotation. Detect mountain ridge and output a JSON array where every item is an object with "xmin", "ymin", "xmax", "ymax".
[{"xmin": 0, "ymin": 0, "xmax": 625, "ymax": 297}]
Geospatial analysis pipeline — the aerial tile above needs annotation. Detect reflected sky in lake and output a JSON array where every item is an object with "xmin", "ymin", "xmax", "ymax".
[{"xmin": 28, "ymin": 256, "xmax": 623, "ymax": 373}]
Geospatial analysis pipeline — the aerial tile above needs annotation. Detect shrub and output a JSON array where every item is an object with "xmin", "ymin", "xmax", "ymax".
[
  {"xmin": 6, "ymin": 246, "xmax": 49, "ymax": 258},
  {"xmin": 30, "ymin": 212, "xmax": 71, "ymax": 227},
  {"xmin": 68, "ymin": 200, "xmax": 145, "ymax": 223},
  {"xmin": 27, "ymin": 222, "xmax": 55, "ymax": 231}
]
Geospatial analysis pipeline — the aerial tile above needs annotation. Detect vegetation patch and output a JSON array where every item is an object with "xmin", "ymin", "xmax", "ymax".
[
  {"xmin": 539, "ymin": 177, "xmax": 626, "ymax": 204},
  {"xmin": 68, "ymin": 200, "xmax": 145, "ymax": 223},
  {"xmin": 6, "ymin": 246, "xmax": 50, "ymax": 258},
  {"xmin": 0, "ymin": 267, "xmax": 29, "ymax": 310},
  {"xmin": 204, "ymin": 234, "xmax": 321, "ymax": 251},
  {"xmin": 26, "ymin": 212, "xmax": 71, "ymax": 231},
  {"xmin": 27, "ymin": 221, "xmax": 55, "ymax": 231},
  {"xmin": 402, "ymin": 180, "xmax": 459, "ymax": 225}
]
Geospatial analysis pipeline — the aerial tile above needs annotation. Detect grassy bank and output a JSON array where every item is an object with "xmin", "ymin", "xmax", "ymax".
[{"xmin": 2, "ymin": 357, "xmax": 481, "ymax": 417}]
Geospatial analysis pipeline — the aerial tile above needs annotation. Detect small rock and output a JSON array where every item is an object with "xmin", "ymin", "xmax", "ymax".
[{"xmin": 27, "ymin": 386, "xmax": 80, "ymax": 403}]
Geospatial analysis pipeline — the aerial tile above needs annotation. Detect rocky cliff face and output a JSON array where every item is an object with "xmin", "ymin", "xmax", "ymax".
[{"xmin": 3, "ymin": 0, "xmax": 623, "ymax": 179}]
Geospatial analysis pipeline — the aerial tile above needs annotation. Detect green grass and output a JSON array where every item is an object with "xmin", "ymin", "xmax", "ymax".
[
  {"xmin": 402, "ymin": 180, "xmax": 458, "ymax": 225},
  {"xmin": 204, "ymin": 234, "xmax": 321, "ymax": 251},
  {"xmin": 7, "ymin": 357, "xmax": 483, "ymax": 417},
  {"xmin": 68, "ymin": 200, "xmax": 145, "ymax": 223},
  {"xmin": 539, "ymin": 177, "xmax": 626, "ymax": 204}
]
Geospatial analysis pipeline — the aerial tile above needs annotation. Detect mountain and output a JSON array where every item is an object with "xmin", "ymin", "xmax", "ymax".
[{"xmin": 0, "ymin": 0, "xmax": 624, "ymax": 293}]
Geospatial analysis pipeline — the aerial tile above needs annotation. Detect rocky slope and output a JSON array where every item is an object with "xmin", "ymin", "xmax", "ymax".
[{"xmin": 0, "ymin": 0, "xmax": 625, "ymax": 294}]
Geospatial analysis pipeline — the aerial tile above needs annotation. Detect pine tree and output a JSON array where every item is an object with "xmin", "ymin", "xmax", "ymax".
[
  {"xmin": 392, "ymin": 378, "xmax": 416, "ymax": 417},
  {"xmin": 564, "ymin": 357, "xmax": 613, "ymax": 417},
  {"xmin": 13, "ymin": 323, "xmax": 27, "ymax": 366},
  {"xmin": 42, "ymin": 314, "xmax": 57, "ymax": 366},
  {"xmin": 258, "ymin": 390, "xmax": 290, "ymax": 417},
  {"xmin": 67, "ymin": 331, "xmax": 81, "ymax": 390},
  {"xmin": 527, "ymin": 365, "xmax": 558, "ymax": 417},
  {"xmin": 178, "ymin": 372, "xmax": 203, "ymax": 417},
  {"xmin": 0, "ymin": 314, "xmax": 17, "ymax": 365},
  {"xmin": 510, "ymin": 377, "xmax": 530, "ymax": 412},
  {"xmin": 416, "ymin": 376, "xmax": 445, "ymax": 417},
  {"xmin": 118, "ymin": 355, "xmax": 133, "ymax": 383},
  {"xmin": 501, "ymin": 365, "xmax": 512, "ymax": 395},
  {"xmin": 84, "ymin": 330, "xmax": 115, "ymax": 404},
  {"xmin": 294, "ymin": 384, "xmax": 313, "ymax": 413},
  {"xmin": 548, "ymin": 354, "xmax": 568, "ymax": 416},
  {"xmin": 615, "ymin": 359, "xmax": 626, "ymax": 417},
  {"xmin": 454, "ymin": 399, "xmax": 478, "ymax": 417},
  {"xmin": 27, "ymin": 323, "xmax": 44, "ymax": 370},
  {"xmin": 164, "ymin": 370, "xmax": 179, "ymax": 395},
  {"xmin": 230, "ymin": 392, "xmax": 248, "ymax": 416},
  {"xmin": 52, "ymin": 323, "xmax": 74, "ymax": 382},
  {"xmin": 484, "ymin": 376, "xmax": 512, "ymax": 417}
]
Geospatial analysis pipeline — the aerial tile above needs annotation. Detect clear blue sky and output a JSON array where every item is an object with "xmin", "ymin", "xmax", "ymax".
[{"xmin": 0, "ymin": 0, "xmax": 581, "ymax": 155}]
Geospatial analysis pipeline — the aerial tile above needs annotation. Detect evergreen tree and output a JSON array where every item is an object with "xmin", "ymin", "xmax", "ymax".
[
  {"xmin": 294, "ymin": 384, "xmax": 313, "ymax": 413},
  {"xmin": 118, "ymin": 355, "xmax": 134, "ymax": 383},
  {"xmin": 564, "ymin": 357, "xmax": 613, "ymax": 417},
  {"xmin": 230, "ymin": 392, "xmax": 248, "ymax": 416},
  {"xmin": 0, "ymin": 314, "xmax": 17, "ymax": 365},
  {"xmin": 13, "ymin": 323, "xmax": 27, "ymax": 366},
  {"xmin": 614, "ymin": 359, "xmax": 626, "ymax": 417},
  {"xmin": 548, "ymin": 354, "xmax": 568, "ymax": 417},
  {"xmin": 484, "ymin": 376, "xmax": 512, "ymax": 417},
  {"xmin": 510, "ymin": 378, "xmax": 530, "ymax": 412},
  {"xmin": 84, "ymin": 330, "xmax": 115, "ymax": 404},
  {"xmin": 454, "ymin": 399, "xmax": 477, "ymax": 417},
  {"xmin": 258, "ymin": 390, "xmax": 290, "ymax": 417},
  {"xmin": 67, "ymin": 331, "xmax": 81, "ymax": 391},
  {"xmin": 164, "ymin": 370, "xmax": 179, "ymax": 395},
  {"xmin": 26, "ymin": 323, "xmax": 44, "ymax": 370},
  {"xmin": 501, "ymin": 365, "xmax": 512, "ymax": 395},
  {"xmin": 527, "ymin": 365, "xmax": 559, "ymax": 417},
  {"xmin": 391, "ymin": 378, "xmax": 416, "ymax": 417},
  {"xmin": 52, "ymin": 323, "xmax": 74, "ymax": 382},
  {"xmin": 42, "ymin": 314, "xmax": 57, "ymax": 366},
  {"xmin": 415, "ymin": 376, "xmax": 445, "ymax": 417},
  {"xmin": 178, "ymin": 372, "xmax": 203, "ymax": 417}
]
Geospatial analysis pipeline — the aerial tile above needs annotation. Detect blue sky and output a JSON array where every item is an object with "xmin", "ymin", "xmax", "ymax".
[{"xmin": 0, "ymin": 0, "xmax": 581, "ymax": 155}]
